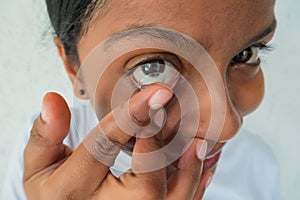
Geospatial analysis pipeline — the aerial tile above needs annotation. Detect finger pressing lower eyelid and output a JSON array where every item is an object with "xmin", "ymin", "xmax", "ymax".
[
  {"xmin": 161, "ymin": 97, "xmax": 181, "ymax": 141},
  {"xmin": 112, "ymin": 101, "xmax": 145, "ymax": 135}
]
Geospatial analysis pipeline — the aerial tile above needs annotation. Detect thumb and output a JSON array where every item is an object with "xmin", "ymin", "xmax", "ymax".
[{"xmin": 23, "ymin": 92, "xmax": 71, "ymax": 181}]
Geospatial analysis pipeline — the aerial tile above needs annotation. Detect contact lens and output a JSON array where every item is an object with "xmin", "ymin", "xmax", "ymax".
[{"xmin": 131, "ymin": 59, "xmax": 181, "ymax": 89}]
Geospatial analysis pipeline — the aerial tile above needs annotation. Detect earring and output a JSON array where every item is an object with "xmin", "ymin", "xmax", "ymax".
[{"xmin": 79, "ymin": 89, "xmax": 85, "ymax": 96}]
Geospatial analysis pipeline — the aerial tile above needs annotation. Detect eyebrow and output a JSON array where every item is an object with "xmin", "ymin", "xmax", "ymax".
[
  {"xmin": 103, "ymin": 25, "xmax": 201, "ymax": 50},
  {"xmin": 243, "ymin": 18, "xmax": 277, "ymax": 48}
]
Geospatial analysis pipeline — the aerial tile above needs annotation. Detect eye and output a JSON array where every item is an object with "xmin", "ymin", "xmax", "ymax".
[
  {"xmin": 131, "ymin": 59, "xmax": 181, "ymax": 89},
  {"xmin": 231, "ymin": 46, "xmax": 260, "ymax": 65}
]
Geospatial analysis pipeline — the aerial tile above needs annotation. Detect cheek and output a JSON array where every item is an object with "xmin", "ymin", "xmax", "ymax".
[
  {"xmin": 92, "ymin": 79, "xmax": 115, "ymax": 119},
  {"xmin": 93, "ymin": 64, "xmax": 126, "ymax": 118},
  {"xmin": 229, "ymin": 69, "xmax": 265, "ymax": 116}
]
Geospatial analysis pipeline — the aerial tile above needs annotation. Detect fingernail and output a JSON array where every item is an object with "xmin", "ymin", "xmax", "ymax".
[
  {"xmin": 196, "ymin": 140, "xmax": 207, "ymax": 160},
  {"xmin": 152, "ymin": 109, "xmax": 166, "ymax": 129},
  {"xmin": 149, "ymin": 89, "xmax": 173, "ymax": 110},
  {"xmin": 41, "ymin": 102, "xmax": 48, "ymax": 123},
  {"xmin": 205, "ymin": 175, "xmax": 213, "ymax": 189}
]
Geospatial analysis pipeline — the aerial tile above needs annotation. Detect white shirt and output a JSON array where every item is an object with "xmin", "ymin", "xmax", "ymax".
[{"xmin": 1, "ymin": 105, "xmax": 279, "ymax": 199}]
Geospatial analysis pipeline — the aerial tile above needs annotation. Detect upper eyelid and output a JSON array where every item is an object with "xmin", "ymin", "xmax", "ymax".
[
  {"xmin": 124, "ymin": 52, "xmax": 183, "ymax": 71},
  {"xmin": 247, "ymin": 43, "xmax": 275, "ymax": 55},
  {"xmin": 243, "ymin": 42, "xmax": 271, "ymax": 52},
  {"xmin": 255, "ymin": 43, "xmax": 275, "ymax": 52}
]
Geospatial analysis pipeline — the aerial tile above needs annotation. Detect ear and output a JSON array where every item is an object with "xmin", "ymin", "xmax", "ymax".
[{"xmin": 54, "ymin": 37, "xmax": 89, "ymax": 99}]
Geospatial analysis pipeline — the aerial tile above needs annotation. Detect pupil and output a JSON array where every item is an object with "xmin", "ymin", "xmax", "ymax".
[
  {"xmin": 142, "ymin": 59, "xmax": 166, "ymax": 76},
  {"xmin": 233, "ymin": 47, "xmax": 253, "ymax": 63}
]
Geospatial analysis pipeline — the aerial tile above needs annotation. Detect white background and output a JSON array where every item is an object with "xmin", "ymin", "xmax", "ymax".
[{"xmin": 0, "ymin": 0, "xmax": 299, "ymax": 199}]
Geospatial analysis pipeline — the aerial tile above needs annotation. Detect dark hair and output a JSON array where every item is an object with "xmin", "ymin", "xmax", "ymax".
[{"xmin": 46, "ymin": 0, "xmax": 107, "ymax": 64}]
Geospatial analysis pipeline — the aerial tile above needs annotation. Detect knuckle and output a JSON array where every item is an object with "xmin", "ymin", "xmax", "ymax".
[
  {"xmin": 131, "ymin": 112, "xmax": 150, "ymax": 127},
  {"xmin": 29, "ymin": 117, "xmax": 47, "ymax": 145},
  {"xmin": 99, "ymin": 122, "xmax": 124, "ymax": 147}
]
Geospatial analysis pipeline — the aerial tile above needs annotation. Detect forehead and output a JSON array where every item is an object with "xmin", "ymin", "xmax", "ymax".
[
  {"xmin": 79, "ymin": 0, "xmax": 275, "ymax": 60},
  {"xmin": 111, "ymin": 0, "xmax": 275, "ymax": 19}
]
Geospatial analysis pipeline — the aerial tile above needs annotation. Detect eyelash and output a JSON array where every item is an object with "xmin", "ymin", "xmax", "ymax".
[{"xmin": 255, "ymin": 43, "xmax": 274, "ymax": 53}]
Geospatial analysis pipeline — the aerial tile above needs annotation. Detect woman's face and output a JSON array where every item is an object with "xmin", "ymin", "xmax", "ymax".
[{"xmin": 66, "ymin": 0, "xmax": 276, "ymax": 170}]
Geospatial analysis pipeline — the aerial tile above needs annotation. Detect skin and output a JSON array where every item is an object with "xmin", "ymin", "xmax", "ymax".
[
  {"xmin": 23, "ymin": 0, "xmax": 276, "ymax": 199},
  {"xmin": 75, "ymin": 0, "xmax": 276, "ymax": 142}
]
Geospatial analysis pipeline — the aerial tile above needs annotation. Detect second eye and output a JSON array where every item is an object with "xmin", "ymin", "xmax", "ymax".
[{"xmin": 231, "ymin": 46, "xmax": 260, "ymax": 65}]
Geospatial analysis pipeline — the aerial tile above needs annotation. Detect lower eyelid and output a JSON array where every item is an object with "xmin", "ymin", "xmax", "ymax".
[{"xmin": 230, "ymin": 62, "xmax": 261, "ymax": 78}]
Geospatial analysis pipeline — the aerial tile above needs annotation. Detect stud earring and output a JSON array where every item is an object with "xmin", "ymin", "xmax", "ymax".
[{"xmin": 79, "ymin": 89, "xmax": 85, "ymax": 96}]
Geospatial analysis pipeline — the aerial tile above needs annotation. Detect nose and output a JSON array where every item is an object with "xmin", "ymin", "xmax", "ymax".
[
  {"xmin": 217, "ymin": 90, "xmax": 243, "ymax": 142},
  {"xmin": 192, "ymin": 69, "xmax": 243, "ymax": 143}
]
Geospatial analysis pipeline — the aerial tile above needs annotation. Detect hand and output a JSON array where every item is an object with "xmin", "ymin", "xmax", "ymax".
[{"xmin": 23, "ymin": 85, "xmax": 212, "ymax": 200}]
